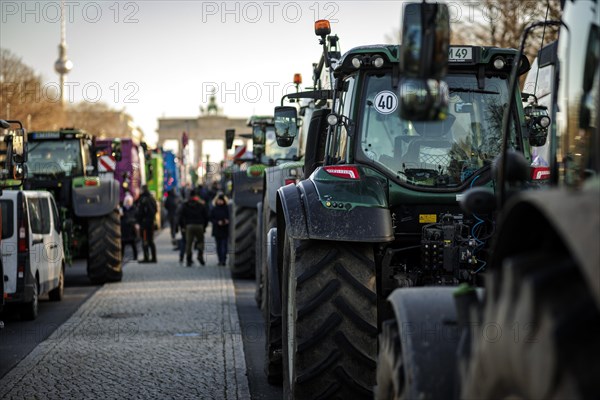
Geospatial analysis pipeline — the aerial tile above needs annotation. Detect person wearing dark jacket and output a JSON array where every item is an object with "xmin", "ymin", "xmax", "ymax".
[
  {"xmin": 137, "ymin": 185, "xmax": 157, "ymax": 263},
  {"xmin": 165, "ymin": 188, "xmax": 179, "ymax": 246},
  {"xmin": 121, "ymin": 192, "xmax": 139, "ymax": 261},
  {"xmin": 180, "ymin": 189, "xmax": 209, "ymax": 266},
  {"xmin": 175, "ymin": 199, "xmax": 187, "ymax": 264},
  {"xmin": 210, "ymin": 194, "xmax": 230, "ymax": 266}
]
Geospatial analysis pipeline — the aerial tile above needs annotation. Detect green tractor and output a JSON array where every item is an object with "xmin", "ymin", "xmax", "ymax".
[
  {"xmin": 226, "ymin": 116, "xmax": 298, "ymax": 278},
  {"xmin": 452, "ymin": 0, "xmax": 600, "ymax": 399},
  {"xmin": 265, "ymin": 3, "xmax": 552, "ymax": 397},
  {"xmin": 24, "ymin": 129, "xmax": 122, "ymax": 284}
]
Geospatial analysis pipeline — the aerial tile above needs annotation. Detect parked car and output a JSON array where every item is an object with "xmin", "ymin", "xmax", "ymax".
[{"xmin": 0, "ymin": 190, "xmax": 65, "ymax": 320}]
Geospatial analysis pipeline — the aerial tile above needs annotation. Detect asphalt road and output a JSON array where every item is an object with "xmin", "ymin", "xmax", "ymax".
[
  {"xmin": 234, "ymin": 278, "xmax": 283, "ymax": 400},
  {"xmin": 0, "ymin": 259, "xmax": 102, "ymax": 379}
]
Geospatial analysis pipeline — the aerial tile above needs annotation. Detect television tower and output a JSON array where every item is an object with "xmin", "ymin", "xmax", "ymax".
[{"xmin": 54, "ymin": 0, "xmax": 73, "ymax": 105}]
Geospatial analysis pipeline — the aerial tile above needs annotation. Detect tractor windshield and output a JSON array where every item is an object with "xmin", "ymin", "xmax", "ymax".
[
  {"xmin": 359, "ymin": 72, "xmax": 515, "ymax": 189},
  {"xmin": 263, "ymin": 126, "xmax": 299, "ymax": 164},
  {"xmin": 27, "ymin": 139, "xmax": 83, "ymax": 177}
]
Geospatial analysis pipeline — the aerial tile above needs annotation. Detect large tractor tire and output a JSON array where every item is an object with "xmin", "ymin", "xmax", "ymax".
[
  {"xmin": 264, "ymin": 267, "xmax": 283, "ymax": 385},
  {"xmin": 374, "ymin": 320, "xmax": 405, "ymax": 400},
  {"xmin": 229, "ymin": 205, "xmax": 257, "ymax": 279},
  {"xmin": 87, "ymin": 210, "xmax": 122, "ymax": 284},
  {"xmin": 281, "ymin": 236, "xmax": 377, "ymax": 399},
  {"xmin": 462, "ymin": 252, "xmax": 600, "ymax": 399},
  {"xmin": 256, "ymin": 199, "xmax": 277, "ymax": 310}
]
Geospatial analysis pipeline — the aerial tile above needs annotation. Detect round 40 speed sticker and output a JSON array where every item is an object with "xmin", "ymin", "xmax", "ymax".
[{"xmin": 373, "ymin": 90, "xmax": 398, "ymax": 114}]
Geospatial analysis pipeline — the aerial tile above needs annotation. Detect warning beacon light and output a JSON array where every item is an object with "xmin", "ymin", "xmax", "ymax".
[{"xmin": 314, "ymin": 20, "xmax": 331, "ymax": 37}]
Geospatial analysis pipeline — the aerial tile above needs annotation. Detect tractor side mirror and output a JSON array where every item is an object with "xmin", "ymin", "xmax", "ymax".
[
  {"xmin": 0, "ymin": 120, "xmax": 27, "ymax": 168},
  {"xmin": 252, "ymin": 125, "xmax": 266, "ymax": 145},
  {"xmin": 274, "ymin": 106, "xmax": 298, "ymax": 148},
  {"xmin": 524, "ymin": 104, "xmax": 551, "ymax": 147},
  {"xmin": 10, "ymin": 127, "xmax": 27, "ymax": 164},
  {"xmin": 252, "ymin": 124, "xmax": 266, "ymax": 159},
  {"xmin": 225, "ymin": 129, "xmax": 235, "ymax": 150},
  {"xmin": 398, "ymin": 2, "xmax": 450, "ymax": 121},
  {"xmin": 1, "ymin": 120, "xmax": 27, "ymax": 174}
]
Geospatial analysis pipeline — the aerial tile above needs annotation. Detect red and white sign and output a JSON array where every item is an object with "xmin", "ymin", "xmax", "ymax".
[
  {"xmin": 233, "ymin": 145, "xmax": 247, "ymax": 160},
  {"xmin": 98, "ymin": 155, "xmax": 117, "ymax": 172}
]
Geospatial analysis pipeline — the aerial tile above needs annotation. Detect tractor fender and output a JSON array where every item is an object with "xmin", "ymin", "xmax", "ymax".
[
  {"xmin": 276, "ymin": 178, "xmax": 394, "ymax": 242},
  {"xmin": 72, "ymin": 178, "xmax": 119, "ymax": 217},
  {"xmin": 494, "ymin": 187, "xmax": 600, "ymax": 309},
  {"xmin": 276, "ymin": 183, "xmax": 309, "ymax": 240},
  {"xmin": 266, "ymin": 227, "xmax": 281, "ymax": 316},
  {"xmin": 232, "ymin": 169, "xmax": 264, "ymax": 209},
  {"xmin": 387, "ymin": 287, "xmax": 461, "ymax": 400}
]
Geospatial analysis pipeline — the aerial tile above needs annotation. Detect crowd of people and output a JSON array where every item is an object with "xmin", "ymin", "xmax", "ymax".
[{"xmin": 119, "ymin": 181, "xmax": 230, "ymax": 267}]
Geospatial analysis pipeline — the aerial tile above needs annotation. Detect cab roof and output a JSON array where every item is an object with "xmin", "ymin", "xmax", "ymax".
[{"xmin": 334, "ymin": 44, "xmax": 529, "ymax": 77}]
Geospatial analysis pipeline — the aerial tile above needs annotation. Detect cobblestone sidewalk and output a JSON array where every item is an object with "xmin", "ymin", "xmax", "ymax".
[{"xmin": 0, "ymin": 231, "xmax": 250, "ymax": 399}]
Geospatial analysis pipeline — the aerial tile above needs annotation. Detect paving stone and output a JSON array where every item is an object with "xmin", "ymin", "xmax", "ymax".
[{"xmin": 0, "ymin": 231, "xmax": 250, "ymax": 399}]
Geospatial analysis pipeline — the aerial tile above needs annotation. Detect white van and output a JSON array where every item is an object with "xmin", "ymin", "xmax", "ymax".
[{"xmin": 1, "ymin": 190, "xmax": 65, "ymax": 320}]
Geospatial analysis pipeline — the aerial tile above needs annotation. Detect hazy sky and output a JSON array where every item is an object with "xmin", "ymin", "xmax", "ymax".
[{"xmin": 1, "ymin": 1, "xmax": 417, "ymax": 144}]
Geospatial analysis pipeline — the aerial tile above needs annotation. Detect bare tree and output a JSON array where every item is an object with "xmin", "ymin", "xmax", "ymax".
[
  {"xmin": 1, "ymin": 48, "xmax": 140, "ymax": 138},
  {"xmin": 451, "ymin": 0, "xmax": 561, "ymax": 57},
  {"xmin": 0, "ymin": 48, "xmax": 66, "ymax": 130},
  {"xmin": 385, "ymin": 0, "xmax": 561, "ymax": 58},
  {"xmin": 66, "ymin": 101, "xmax": 137, "ymax": 138}
]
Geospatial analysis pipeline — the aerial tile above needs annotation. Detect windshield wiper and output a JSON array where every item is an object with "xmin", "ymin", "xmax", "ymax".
[{"xmin": 450, "ymin": 88, "xmax": 499, "ymax": 95}]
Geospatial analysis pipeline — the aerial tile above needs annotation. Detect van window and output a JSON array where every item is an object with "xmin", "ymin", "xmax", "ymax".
[
  {"xmin": 39, "ymin": 198, "xmax": 51, "ymax": 234},
  {"xmin": 0, "ymin": 200, "xmax": 13, "ymax": 239},
  {"xmin": 27, "ymin": 197, "xmax": 48, "ymax": 235}
]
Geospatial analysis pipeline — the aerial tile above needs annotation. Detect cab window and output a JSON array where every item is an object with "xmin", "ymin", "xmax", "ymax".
[
  {"xmin": 330, "ymin": 76, "xmax": 356, "ymax": 163},
  {"xmin": 82, "ymin": 140, "xmax": 94, "ymax": 174}
]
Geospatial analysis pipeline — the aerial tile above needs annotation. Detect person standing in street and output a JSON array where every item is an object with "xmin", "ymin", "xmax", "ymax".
[
  {"xmin": 210, "ymin": 194, "xmax": 230, "ymax": 266},
  {"xmin": 137, "ymin": 185, "xmax": 157, "ymax": 263},
  {"xmin": 175, "ymin": 193, "xmax": 187, "ymax": 264},
  {"xmin": 180, "ymin": 189, "xmax": 209, "ymax": 267},
  {"xmin": 165, "ymin": 188, "xmax": 179, "ymax": 247},
  {"xmin": 120, "ymin": 192, "xmax": 139, "ymax": 261}
]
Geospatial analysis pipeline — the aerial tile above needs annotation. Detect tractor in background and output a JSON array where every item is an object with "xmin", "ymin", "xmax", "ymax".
[{"xmin": 24, "ymin": 129, "xmax": 122, "ymax": 283}]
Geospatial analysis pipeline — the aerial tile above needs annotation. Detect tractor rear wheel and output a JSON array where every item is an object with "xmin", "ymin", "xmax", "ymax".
[
  {"xmin": 264, "ymin": 269, "xmax": 283, "ymax": 385},
  {"xmin": 461, "ymin": 252, "xmax": 600, "ymax": 399},
  {"xmin": 87, "ymin": 210, "xmax": 122, "ymax": 284},
  {"xmin": 281, "ymin": 237, "xmax": 377, "ymax": 399},
  {"xmin": 374, "ymin": 320, "xmax": 408, "ymax": 400},
  {"xmin": 257, "ymin": 200, "xmax": 277, "ymax": 310},
  {"xmin": 229, "ymin": 205, "xmax": 256, "ymax": 279}
]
